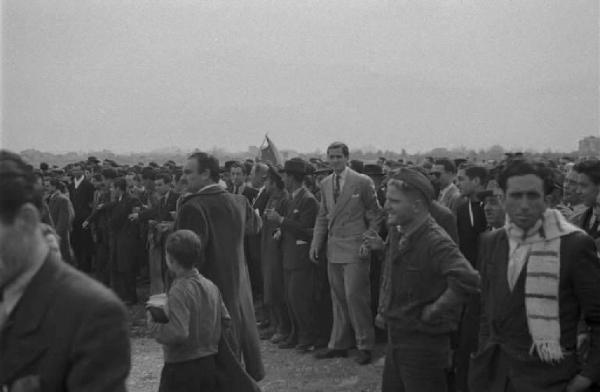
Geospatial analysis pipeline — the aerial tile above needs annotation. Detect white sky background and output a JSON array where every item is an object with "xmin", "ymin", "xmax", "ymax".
[{"xmin": 1, "ymin": 0, "xmax": 598, "ymax": 153}]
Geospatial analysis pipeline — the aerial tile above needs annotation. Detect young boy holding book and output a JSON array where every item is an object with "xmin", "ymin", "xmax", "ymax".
[{"xmin": 148, "ymin": 229, "xmax": 230, "ymax": 392}]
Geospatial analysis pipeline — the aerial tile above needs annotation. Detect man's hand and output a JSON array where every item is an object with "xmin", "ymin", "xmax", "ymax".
[
  {"xmin": 566, "ymin": 374, "xmax": 592, "ymax": 392},
  {"xmin": 362, "ymin": 230, "xmax": 384, "ymax": 251},
  {"xmin": 421, "ymin": 302, "xmax": 440, "ymax": 323},
  {"xmin": 128, "ymin": 212, "xmax": 139, "ymax": 221},
  {"xmin": 375, "ymin": 313, "xmax": 386, "ymax": 330},
  {"xmin": 309, "ymin": 246, "xmax": 320, "ymax": 264},
  {"xmin": 82, "ymin": 220, "xmax": 89, "ymax": 229},
  {"xmin": 265, "ymin": 208, "xmax": 283, "ymax": 224}
]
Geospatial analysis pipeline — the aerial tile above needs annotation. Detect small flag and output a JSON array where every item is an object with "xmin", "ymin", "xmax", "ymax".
[{"xmin": 259, "ymin": 135, "xmax": 283, "ymax": 165}]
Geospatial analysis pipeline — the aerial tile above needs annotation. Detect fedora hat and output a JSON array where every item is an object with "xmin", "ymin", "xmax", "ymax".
[{"xmin": 280, "ymin": 158, "xmax": 307, "ymax": 175}]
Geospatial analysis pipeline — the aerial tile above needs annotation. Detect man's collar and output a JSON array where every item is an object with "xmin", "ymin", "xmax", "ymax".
[
  {"xmin": 292, "ymin": 186, "xmax": 305, "ymax": 199},
  {"xmin": 2, "ymin": 246, "xmax": 49, "ymax": 318},
  {"xmin": 173, "ymin": 268, "xmax": 200, "ymax": 282},
  {"xmin": 199, "ymin": 183, "xmax": 222, "ymax": 193},
  {"xmin": 334, "ymin": 167, "xmax": 348, "ymax": 179},
  {"xmin": 440, "ymin": 182, "xmax": 454, "ymax": 194},
  {"xmin": 396, "ymin": 213, "xmax": 430, "ymax": 238}
]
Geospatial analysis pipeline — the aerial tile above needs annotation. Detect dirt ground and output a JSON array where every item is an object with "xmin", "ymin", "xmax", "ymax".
[{"xmin": 126, "ymin": 304, "xmax": 385, "ymax": 392}]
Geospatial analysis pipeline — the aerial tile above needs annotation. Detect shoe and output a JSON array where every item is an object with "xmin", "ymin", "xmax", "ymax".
[
  {"xmin": 314, "ymin": 349, "xmax": 348, "ymax": 359},
  {"xmin": 278, "ymin": 340, "xmax": 298, "ymax": 349},
  {"xmin": 355, "ymin": 350, "xmax": 372, "ymax": 365},
  {"xmin": 257, "ymin": 319, "xmax": 271, "ymax": 329},
  {"xmin": 312, "ymin": 340, "xmax": 328, "ymax": 350},
  {"xmin": 270, "ymin": 333, "xmax": 288, "ymax": 344},
  {"xmin": 259, "ymin": 329, "xmax": 274, "ymax": 340},
  {"xmin": 295, "ymin": 343, "xmax": 313, "ymax": 353}
]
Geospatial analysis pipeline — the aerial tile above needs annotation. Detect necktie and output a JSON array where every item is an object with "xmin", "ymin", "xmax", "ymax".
[{"xmin": 333, "ymin": 174, "xmax": 340, "ymax": 203}]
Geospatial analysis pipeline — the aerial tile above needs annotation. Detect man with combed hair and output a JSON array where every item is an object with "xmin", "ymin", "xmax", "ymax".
[
  {"xmin": 431, "ymin": 158, "xmax": 462, "ymax": 213},
  {"xmin": 0, "ymin": 150, "xmax": 131, "ymax": 392},
  {"xmin": 310, "ymin": 142, "xmax": 383, "ymax": 365},
  {"xmin": 470, "ymin": 159, "xmax": 600, "ymax": 392},
  {"xmin": 176, "ymin": 151, "xmax": 264, "ymax": 381}
]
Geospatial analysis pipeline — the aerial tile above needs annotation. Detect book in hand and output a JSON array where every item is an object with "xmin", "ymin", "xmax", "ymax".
[{"xmin": 146, "ymin": 294, "xmax": 169, "ymax": 323}]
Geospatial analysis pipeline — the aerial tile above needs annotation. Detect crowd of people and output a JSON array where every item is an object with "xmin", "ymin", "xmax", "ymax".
[{"xmin": 1, "ymin": 142, "xmax": 600, "ymax": 392}]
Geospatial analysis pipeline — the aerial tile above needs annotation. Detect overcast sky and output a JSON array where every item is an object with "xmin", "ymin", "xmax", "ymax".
[{"xmin": 2, "ymin": 0, "xmax": 598, "ymax": 153}]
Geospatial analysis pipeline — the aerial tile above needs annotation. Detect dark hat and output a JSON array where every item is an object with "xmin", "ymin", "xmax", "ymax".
[
  {"xmin": 280, "ymin": 158, "xmax": 307, "ymax": 175},
  {"xmin": 267, "ymin": 164, "xmax": 284, "ymax": 182},
  {"xmin": 350, "ymin": 160, "xmax": 364, "ymax": 174},
  {"xmin": 389, "ymin": 167, "xmax": 434, "ymax": 202},
  {"xmin": 477, "ymin": 190, "xmax": 495, "ymax": 200},
  {"xmin": 363, "ymin": 164, "xmax": 384, "ymax": 177},
  {"xmin": 224, "ymin": 160, "xmax": 237, "ymax": 169}
]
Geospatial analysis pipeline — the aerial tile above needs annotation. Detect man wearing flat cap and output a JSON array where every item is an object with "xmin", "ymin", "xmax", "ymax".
[
  {"xmin": 265, "ymin": 158, "xmax": 319, "ymax": 352},
  {"xmin": 363, "ymin": 167, "xmax": 480, "ymax": 392}
]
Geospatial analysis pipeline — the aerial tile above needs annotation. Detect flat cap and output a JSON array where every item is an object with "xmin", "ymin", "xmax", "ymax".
[{"xmin": 389, "ymin": 167, "xmax": 434, "ymax": 202}]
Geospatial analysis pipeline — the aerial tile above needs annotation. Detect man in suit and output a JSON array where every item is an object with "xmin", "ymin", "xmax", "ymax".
[
  {"xmin": 265, "ymin": 158, "xmax": 319, "ymax": 352},
  {"xmin": 479, "ymin": 187, "xmax": 506, "ymax": 230},
  {"xmin": 573, "ymin": 159, "xmax": 600, "ymax": 239},
  {"xmin": 133, "ymin": 173, "xmax": 179, "ymax": 223},
  {"xmin": 431, "ymin": 158, "xmax": 462, "ymax": 214},
  {"xmin": 175, "ymin": 152, "xmax": 265, "ymax": 381},
  {"xmin": 247, "ymin": 161, "xmax": 269, "ymax": 313},
  {"xmin": 68, "ymin": 164, "xmax": 96, "ymax": 273},
  {"xmin": 230, "ymin": 161, "xmax": 260, "ymax": 204},
  {"xmin": 310, "ymin": 142, "xmax": 383, "ymax": 365},
  {"xmin": 470, "ymin": 159, "xmax": 600, "ymax": 392},
  {"xmin": 454, "ymin": 165, "xmax": 489, "ymax": 391},
  {"xmin": 83, "ymin": 168, "xmax": 117, "ymax": 285},
  {"xmin": 48, "ymin": 178, "xmax": 75, "ymax": 264},
  {"xmin": 0, "ymin": 150, "xmax": 131, "ymax": 392}
]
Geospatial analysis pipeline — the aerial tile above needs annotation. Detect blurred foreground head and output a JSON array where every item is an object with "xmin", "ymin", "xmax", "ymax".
[{"xmin": 0, "ymin": 150, "xmax": 48, "ymax": 289}]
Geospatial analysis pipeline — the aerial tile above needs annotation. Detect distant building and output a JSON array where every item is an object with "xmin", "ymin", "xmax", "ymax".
[{"xmin": 578, "ymin": 136, "xmax": 600, "ymax": 156}]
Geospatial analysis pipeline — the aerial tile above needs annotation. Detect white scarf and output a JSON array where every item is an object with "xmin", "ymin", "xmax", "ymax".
[{"xmin": 504, "ymin": 208, "xmax": 582, "ymax": 363}]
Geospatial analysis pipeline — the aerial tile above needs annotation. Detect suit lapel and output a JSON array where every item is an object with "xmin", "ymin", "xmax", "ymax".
[
  {"xmin": 0, "ymin": 251, "xmax": 63, "ymax": 384},
  {"xmin": 289, "ymin": 188, "xmax": 306, "ymax": 217},
  {"xmin": 331, "ymin": 170, "xmax": 356, "ymax": 222}
]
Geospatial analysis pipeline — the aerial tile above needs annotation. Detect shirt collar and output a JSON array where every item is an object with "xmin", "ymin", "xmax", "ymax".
[
  {"xmin": 173, "ymin": 268, "xmax": 200, "ymax": 283},
  {"xmin": 292, "ymin": 186, "xmax": 305, "ymax": 199},
  {"xmin": 439, "ymin": 182, "xmax": 454, "ymax": 196},
  {"xmin": 334, "ymin": 167, "xmax": 348, "ymax": 180},
  {"xmin": 199, "ymin": 183, "xmax": 222, "ymax": 193},
  {"xmin": 74, "ymin": 176, "xmax": 84, "ymax": 188}
]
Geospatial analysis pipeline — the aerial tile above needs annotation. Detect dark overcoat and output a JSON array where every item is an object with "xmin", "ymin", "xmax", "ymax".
[
  {"xmin": 176, "ymin": 185, "xmax": 264, "ymax": 381},
  {"xmin": 261, "ymin": 189, "xmax": 288, "ymax": 306}
]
